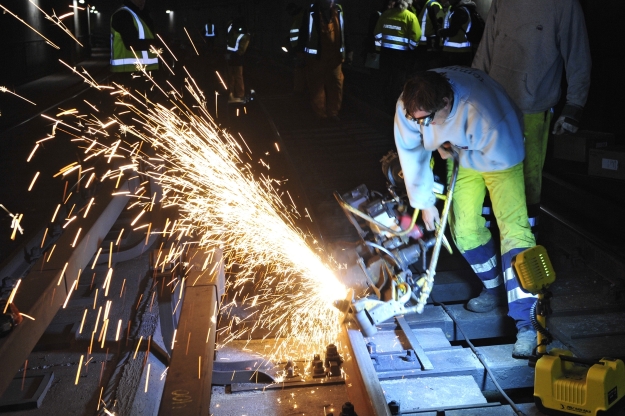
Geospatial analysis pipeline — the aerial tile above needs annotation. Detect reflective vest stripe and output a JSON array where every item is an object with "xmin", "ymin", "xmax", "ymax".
[
  {"xmin": 420, "ymin": 7, "xmax": 429, "ymax": 41},
  {"xmin": 111, "ymin": 57, "xmax": 158, "ymax": 65},
  {"xmin": 381, "ymin": 42, "xmax": 410, "ymax": 51},
  {"xmin": 110, "ymin": 6, "xmax": 158, "ymax": 70},
  {"xmin": 227, "ymin": 33, "xmax": 245, "ymax": 52},
  {"xmin": 205, "ymin": 24, "xmax": 215, "ymax": 37}
]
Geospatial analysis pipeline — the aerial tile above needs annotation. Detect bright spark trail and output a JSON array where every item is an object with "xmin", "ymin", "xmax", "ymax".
[{"xmin": 47, "ymin": 74, "xmax": 347, "ymax": 361}]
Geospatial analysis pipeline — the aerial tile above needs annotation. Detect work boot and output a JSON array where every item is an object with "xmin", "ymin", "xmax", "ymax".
[
  {"xmin": 228, "ymin": 93, "xmax": 244, "ymax": 103},
  {"xmin": 466, "ymin": 287, "xmax": 506, "ymax": 313},
  {"xmin": 512, "ymin": 326, "xmax": 537, "ymax": 359}
]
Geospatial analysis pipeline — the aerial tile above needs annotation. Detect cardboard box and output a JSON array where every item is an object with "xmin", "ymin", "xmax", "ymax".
[
  {"xmin": 553, "ymin": 130, "xmax": 614, "ymax": 162},
  {"xmin": 588, "ymin": 146, "xmax": 625, "ymax": 180}
]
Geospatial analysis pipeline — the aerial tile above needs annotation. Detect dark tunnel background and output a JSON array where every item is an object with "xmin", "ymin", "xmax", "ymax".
[{"xmin": 0, "ymin": 0, "xmax": 622, "ymax": 140}]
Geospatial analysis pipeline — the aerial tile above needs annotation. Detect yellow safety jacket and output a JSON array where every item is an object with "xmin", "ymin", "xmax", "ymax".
[
  {"xmin": 374, "ymin": 8, "xmax": 421, "ymax": 52},
  {"xmin": 110, "ymin": 6, "xmax": 159, "ymax": 72},
  {"xmin": 442, "ymin": 7, "xmax": 471, "ymax": 52},
  {"xmin": 301, "ymin": 3, "xmax": 345, "ymax": 58}
]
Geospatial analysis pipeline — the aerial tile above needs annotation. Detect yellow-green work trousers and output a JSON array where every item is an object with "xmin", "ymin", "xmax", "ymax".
[{"xmin": 448, "ymin": 162, "xmax": 537, "ymax": 329}]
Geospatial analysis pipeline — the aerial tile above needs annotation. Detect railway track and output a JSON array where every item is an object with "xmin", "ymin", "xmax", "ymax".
[
  {"xmin": 208, "ymin": 203, "xmax": 625, "ymax": 415},
  {"xmin": 1, "ymin": 64, "xmax": 623, "ymax": 415}
]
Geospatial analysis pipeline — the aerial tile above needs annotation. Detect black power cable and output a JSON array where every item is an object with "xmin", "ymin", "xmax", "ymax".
[{"xmin": 430, "ymin": 295, "xmax": 528, "ymax": 416}]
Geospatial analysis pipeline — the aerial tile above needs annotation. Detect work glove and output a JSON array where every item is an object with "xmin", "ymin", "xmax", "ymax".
[{"xmin": 552, "ymin": 104, "xmax": 583, "ymax": 135}]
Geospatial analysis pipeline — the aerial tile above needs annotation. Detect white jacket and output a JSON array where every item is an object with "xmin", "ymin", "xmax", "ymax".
[{"xmin": 394, "ymin": 66, "xmax": 525, "ymax": 209}]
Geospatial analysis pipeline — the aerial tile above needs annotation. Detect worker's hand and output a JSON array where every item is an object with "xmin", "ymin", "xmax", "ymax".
[
  {"xmin": 437, "ymin": 142, "xmax": 453, "ymax": 159},
  {"xmin": 552, "ymin": 104, "xmax": 583, "ymax": 135},
  {"xmin": 552, "ymin": 116, "xmax": 579, "ymax": 135},
  {"xmin": 421, "ymin": 205, "xmax": 440, "ymax": 231}
]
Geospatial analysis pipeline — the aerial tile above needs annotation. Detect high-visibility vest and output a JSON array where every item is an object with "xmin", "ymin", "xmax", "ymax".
[
  {"xmin": 289, "ymin": 10, "xmax": 305, "ymax": 48},
  {"xmin": 205, "ymin": 23, "xmax": 215, "ymax": 37},
  {"xmin": 419, "ymin": 0, "xmax": 443, "ymax": 42},
  {"xmin": 227, "ymin": 23, "xmax": 249, "ymax": 54},
  {"xmin": 303, "ymin": 3, "xmax": 345, "ymax": 58},
  {"xmin": 374, "ymin": 8, "xmax": 421, "ymax": 52},
  {"xmin": 442, "ymin": 6, "xmax": 471, "ymax": 52},
  {"xmin": 110, "ymin": 6, "xmax": 159, "ymax": 72}
]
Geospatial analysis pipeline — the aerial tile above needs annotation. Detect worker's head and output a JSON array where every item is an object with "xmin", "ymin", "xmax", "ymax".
[
  {"xmin": 402, "ymin": 71, "xmax": 453, "ymax": 126},
  {"xmin": 394, "ymin": 0, "xmax": 411, "ymax": 10},
  {"xmin": 130, "ymin": 0, "xmax": 146, "ymax": 10},
  {"xmin": 286, "ymin": 2, "xmax": 300, "ymax": 15}
]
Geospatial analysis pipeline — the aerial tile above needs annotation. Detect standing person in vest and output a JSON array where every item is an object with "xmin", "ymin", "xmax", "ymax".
[
  {"xmin": 438, "ymin": 0, "xmax": 475, "ymax": 67},
  {"xmin": 416, "ymin": 0, "xmax": 445, "ymax": 69},
  {"xmin": 395, "ymin": 68, "xmax": 537, "ymax": 358},
  {"xmin": 472, "ymin": 0, "xmax": 591, "ymax": 238},
  {"xmin": 295, "ymin": 0, "xmax": 347, "ymax": 122},
  {"xmin": 226, "ymin": 17, "xmax": 251, "ymax": 103},
  {"xmin": 374, "ymin": 0, "xmax": 421, "ymax": 113},
  {"xmin": 286, "ymin": 3, "xmax": 306, "ymax": 94},
  {"xmin": 204, "ymin": 19, "xmax": 217, "ymax": 52},
  {"xmin": 110, "ymin": 0, "xmax": 160, "ymax": 91}
]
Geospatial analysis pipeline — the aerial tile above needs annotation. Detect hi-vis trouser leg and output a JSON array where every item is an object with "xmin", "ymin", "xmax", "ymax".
[
  {"xmin": 523, "ymin": 111, "xmax": 553, "ymax": 232},
  {"xmin": 448, "ymin": 162, "xmax": 537, "ymax": 329}
]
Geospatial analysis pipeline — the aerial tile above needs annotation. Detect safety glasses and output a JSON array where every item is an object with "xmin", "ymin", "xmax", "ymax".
[{"xmin": 406, "ymin": 110, "xmax": 436, "ymax": 127}]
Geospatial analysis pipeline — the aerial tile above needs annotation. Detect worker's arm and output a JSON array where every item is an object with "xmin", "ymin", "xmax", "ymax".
[
  {"xmin": 373, "ymin": 11, "xmax": 384, "ymax": 51},
  {"xmin": 552, "ymin": 0, "xmax": 592, "ymax": 134},
  {"xmin": 427, "ymin": 2, "xmax": 443, "ymax": 33},
  {"xmin": 394, "ymin": 99, "xmax": 437, "ymax": 211},
  {"xmin": 438, "ymin": 6, "xmax": 469, "ymax": 39},
  {"xmin": 408, "ymin": 13, "xmax": 422, "ymax": 49}
]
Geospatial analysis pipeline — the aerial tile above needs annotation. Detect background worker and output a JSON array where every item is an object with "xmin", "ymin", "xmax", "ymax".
[
  {"xmin": 110, "ymin": 0, "xmax": 160, "ymax": 91},
  {"xmin": 394, "ymin": 68, "xmax": 537, "ymax": 358},
  {"xmin": 286, "ymin": 2, "xmax": 306, "ymax": 94},
  {"xmin": 374, "ymin": 0, "xmax": 421, "ymax": 112},
  {"xmin": 437, "ymin": 0, "xmax": 476, "ymax": 67},
  {"xmin": 416, "ymin": 0, "xmax": 445, "ymax": 69},
  {"xmin": 472, "ymin": 0, "xmax": 591, "ymax": 235},
  {"xmin": 294, "ymin": 0, "xmax": 348, "ymax": 122},
  {"xmin": 225, "ymin": 17, "xmax": 251, "ymax": 103},
  {"xmin": 204, "ymin": 18, "xmax": 217, "ymax": 54}
]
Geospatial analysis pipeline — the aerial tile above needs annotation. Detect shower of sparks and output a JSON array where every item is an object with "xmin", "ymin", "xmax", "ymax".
[
  {"xmin": 0, "ymin": 86, "xmax": 36, "ymax": 105},
  {"xmin": 59, "ymin": 60, "xmax": 109, "ymax": 90},
  {"xmin": 0, "ymin": 4, "xmax": 60, "ymax": 49},
  {"xmin": 28, "ymin": 1, "xmax": 83, "ymax": 46},
  {"xmin": 35, "ymin": 70, "xmax": 349, "ymax": 361},
  {"xmin": 215, "ymin": 71, "xmax": 228, "ymax": 90},
  {"xmin": 1, "ymin": 204, "xmax": 24, "ymax": 238}
]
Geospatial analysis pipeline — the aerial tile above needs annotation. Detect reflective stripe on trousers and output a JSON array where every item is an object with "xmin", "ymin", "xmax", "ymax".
[{"xmin": 447, "ymin": 161, "xmax": 536, "ymax": 328}]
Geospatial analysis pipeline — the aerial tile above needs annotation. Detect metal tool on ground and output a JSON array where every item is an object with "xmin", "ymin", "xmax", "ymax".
[{"xmin": 512, "ymin": 245, "xmax": 625, "ymax": 416}]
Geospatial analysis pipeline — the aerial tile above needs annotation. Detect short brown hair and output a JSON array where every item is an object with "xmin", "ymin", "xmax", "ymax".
[{"xmin": 402, "ymin": 71, "xmax": 453, "ymax": 115}]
